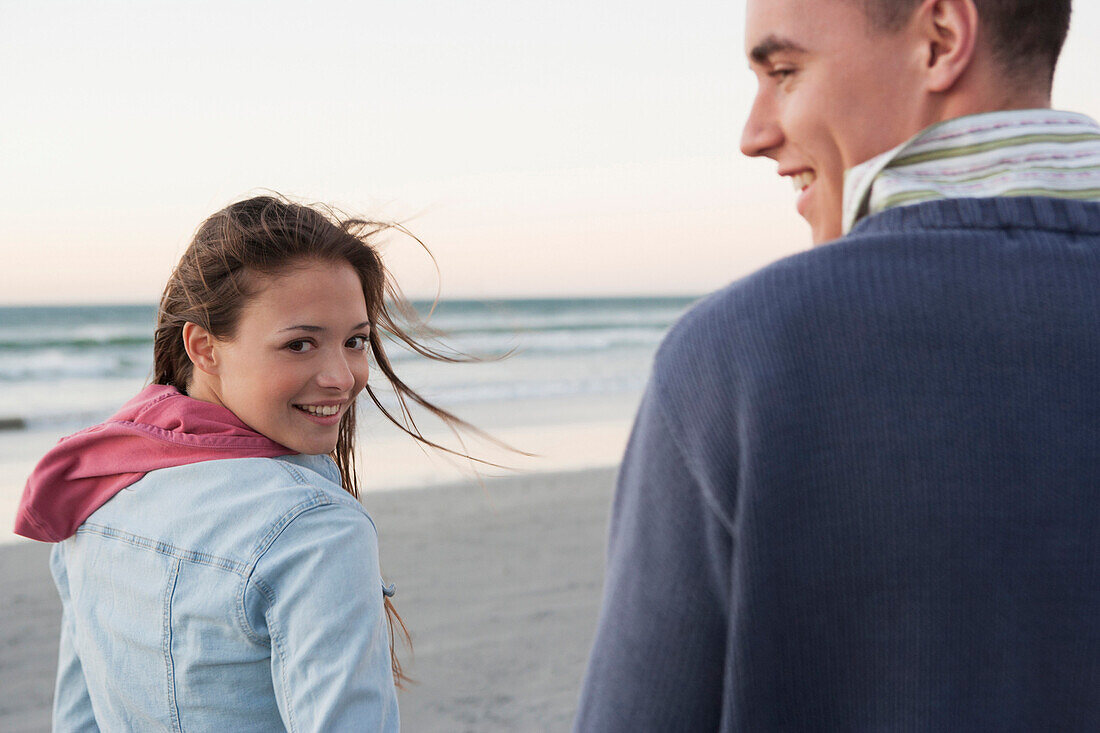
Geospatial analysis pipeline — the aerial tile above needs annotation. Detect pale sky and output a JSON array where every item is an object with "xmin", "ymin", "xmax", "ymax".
[{"xmin": 2, "ymin": 1, "xmax": 1098, "ymax": 304}]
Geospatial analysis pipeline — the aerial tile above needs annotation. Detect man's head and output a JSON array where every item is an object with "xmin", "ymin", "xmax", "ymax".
[{"xmin": 740, "ymin": 0, "xmax": 1072, "ymax": 245}]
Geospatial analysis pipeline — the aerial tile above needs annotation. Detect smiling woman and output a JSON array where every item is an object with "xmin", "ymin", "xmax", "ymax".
[
  {"xmin": 15, "ymin": 194, "xmax": 491, "ymax": 730},
  {"xmin": 181, "ymin": 260, "xmax": 372, "ymax": 457}
]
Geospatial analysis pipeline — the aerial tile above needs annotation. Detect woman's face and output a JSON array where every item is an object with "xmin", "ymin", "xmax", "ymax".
[{"xmin": 195, "ymin": 259, "xmax": 371, "ymax": 455}]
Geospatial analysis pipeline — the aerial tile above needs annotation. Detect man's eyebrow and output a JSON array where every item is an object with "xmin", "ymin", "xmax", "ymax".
[{"xmin": 749, "ymin": 35, "xmax": 808, "ymax": 64}]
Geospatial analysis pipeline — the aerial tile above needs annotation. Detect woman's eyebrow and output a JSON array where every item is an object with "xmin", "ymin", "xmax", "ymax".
[{"xmin": 279, "ymin": 321, "xmax": 369, "ymax": 333}]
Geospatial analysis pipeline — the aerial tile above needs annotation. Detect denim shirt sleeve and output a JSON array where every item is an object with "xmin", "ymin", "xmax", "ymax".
[
  {"xmin": 246, "ymin": 501, "xmax": 399, "ymax": 732},
  {"xmin": 49, "ymin": 543, "xmax": 100, "ymax": 732}
]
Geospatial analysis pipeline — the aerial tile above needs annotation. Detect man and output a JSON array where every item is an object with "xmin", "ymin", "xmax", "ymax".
[{"xmin": 575, "ymin": 0, "xmax": 1100, "ymax": 729}]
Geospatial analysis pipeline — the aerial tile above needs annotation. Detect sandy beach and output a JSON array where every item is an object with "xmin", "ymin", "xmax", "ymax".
[{"xmin": 0, "ymin": 466, "xmax": 617, "ymax": 732}]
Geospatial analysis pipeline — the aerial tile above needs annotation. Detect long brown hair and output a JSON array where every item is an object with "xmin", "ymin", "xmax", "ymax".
[{"xmin": 153, "ymin": 193, "xmax": 483, "ymax": 686}]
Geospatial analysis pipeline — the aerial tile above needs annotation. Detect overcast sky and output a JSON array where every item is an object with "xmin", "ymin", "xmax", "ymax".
[{"xmin": 3, "ymin": 0, "xmax": 1098, "ymax": 304}]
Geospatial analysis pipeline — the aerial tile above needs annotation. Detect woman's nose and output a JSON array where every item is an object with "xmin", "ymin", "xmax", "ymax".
[{"xmin": 317, "ymin": 351, "xmax": 356, "ymax": 391}]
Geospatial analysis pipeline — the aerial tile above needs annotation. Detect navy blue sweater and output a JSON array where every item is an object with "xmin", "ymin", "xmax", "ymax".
[{"xmin": 575, "ymin": 198, "xmax": 1100, "ymax": 731}]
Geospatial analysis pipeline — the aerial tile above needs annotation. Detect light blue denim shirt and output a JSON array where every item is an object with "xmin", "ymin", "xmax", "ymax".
[{"xmin": 50, "ymin": 453, "xmax": 399, "ymax": 731}]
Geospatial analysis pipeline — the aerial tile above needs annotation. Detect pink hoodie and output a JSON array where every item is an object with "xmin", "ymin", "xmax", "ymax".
[{"xmin": 15, "ymin": 385, "xmax": 296, "ymax": 543}]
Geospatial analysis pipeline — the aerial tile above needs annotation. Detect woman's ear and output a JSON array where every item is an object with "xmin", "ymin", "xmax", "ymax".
[
  {"xmin": 182, "ymin": 322, "xmax": 219, "ymax": 376},
  {"xmin": 915, "ymin": 0, "xmax": 979, "ymax": 93}
]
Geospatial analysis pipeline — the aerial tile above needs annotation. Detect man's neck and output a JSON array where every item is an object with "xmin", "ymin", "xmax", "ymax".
[{"xmin": 921, "ymin": 52, "xmax": 1052, "ymax": 130}]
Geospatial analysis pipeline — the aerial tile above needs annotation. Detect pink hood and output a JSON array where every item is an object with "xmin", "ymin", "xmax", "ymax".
[{"xmin": 15, "ymin": 385, "xmax": 296, "ymax": 543}]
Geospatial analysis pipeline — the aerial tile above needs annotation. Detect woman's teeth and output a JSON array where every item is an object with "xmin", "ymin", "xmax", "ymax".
[
  {"xmin": 297, "ymin": 404, "xmax": 340, "ymax": 417},
  {"xmin": 791, "ymin": 171, "xmax": 816, "ymax": 191}
]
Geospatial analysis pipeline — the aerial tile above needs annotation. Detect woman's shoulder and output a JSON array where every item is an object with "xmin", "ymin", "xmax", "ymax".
[
  {"xmin": 259, "ymin": 454, "xmax": 377, "ymax": 528},
  {"xmin": 83, "ymin": 454, "xmax": 374, "ymax": 565},
  {"xmin": 139, "ymin": 452, "xmax": 358, "ymax": 504}
]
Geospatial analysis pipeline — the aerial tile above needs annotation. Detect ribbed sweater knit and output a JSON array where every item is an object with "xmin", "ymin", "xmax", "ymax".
[{"xmin": 574, "ymin": 196, "xmax": 1100, "ymax": 731}]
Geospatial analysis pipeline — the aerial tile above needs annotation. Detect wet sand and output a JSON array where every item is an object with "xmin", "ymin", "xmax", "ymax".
[{"xmin": 0, "ymin": 466, "xmax": 616, "ymax": 732}]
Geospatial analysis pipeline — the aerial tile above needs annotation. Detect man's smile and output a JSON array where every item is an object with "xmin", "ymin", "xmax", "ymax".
[{"xmin": 788, "ymin": 170, "xmax": 816, "ymax": 192}]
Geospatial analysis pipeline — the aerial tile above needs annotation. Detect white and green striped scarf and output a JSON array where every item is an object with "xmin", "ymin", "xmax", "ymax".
[{"xmin": 842, "ymin": 109, "xmax": 1100, "ymax": 235}]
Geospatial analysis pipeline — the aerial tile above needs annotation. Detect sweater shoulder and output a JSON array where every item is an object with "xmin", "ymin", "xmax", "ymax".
[
  {"xmin": 654, "ymin": 244, "xmax": 855, "ymax": 378},
  {"xmin": 652, "ymin": 211, "xmax": 1023, "ymax": 381},
  {"xmin": 661, "ymin": 196, "xmax": 1100, "ymax": 373},
  {"xmin": 651, "ymin": 206, "xmax": 1098, "ymax": 414}
]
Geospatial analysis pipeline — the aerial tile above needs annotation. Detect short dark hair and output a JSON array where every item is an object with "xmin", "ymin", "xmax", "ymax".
[{"xmin": 857, "ymin": 0, "xmax": 1072, "ymax": 83}]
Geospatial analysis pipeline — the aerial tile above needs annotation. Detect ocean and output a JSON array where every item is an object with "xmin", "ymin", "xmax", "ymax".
[
  {"xmin": 0, "ymin": 297, "xmax": 696, "ymax": 432},
  {"xmin": 0, "ymin": 296, "xmax": 700, "ymax": 542}
]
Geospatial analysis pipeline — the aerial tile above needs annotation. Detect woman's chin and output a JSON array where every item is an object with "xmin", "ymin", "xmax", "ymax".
[
  {"xmin": 270, "ymin": 432, "xmax": 337, "ymax": 456},
  {"xmin": 291, "ymin": 439, "xmax": 338, "ymax": 456}
]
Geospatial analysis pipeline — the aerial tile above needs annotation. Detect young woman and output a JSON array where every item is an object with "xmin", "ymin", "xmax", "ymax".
[{"xmin": 17, "ymin": 195, "xmax": 478, "ymax": 731}]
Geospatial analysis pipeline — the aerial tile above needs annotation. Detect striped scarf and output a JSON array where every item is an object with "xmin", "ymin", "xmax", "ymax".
[{"xmin": 842, "ymin": 109, "xmax": 1100, "ymax": 235}]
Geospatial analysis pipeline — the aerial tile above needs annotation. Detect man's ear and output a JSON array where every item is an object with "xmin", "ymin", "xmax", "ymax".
[
  {"xmin": 915, "ymin": 0, "xmax": 979, "ymax": 93},
  {"xmin": 182, "ymin": 322, "xmax": 219, "ymax": 376}
]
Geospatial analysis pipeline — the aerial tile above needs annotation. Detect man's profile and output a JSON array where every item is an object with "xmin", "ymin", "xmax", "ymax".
[{"xmin": 575, "ymin": 0, "xmax": 1099, "ymax": 729}]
